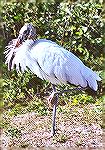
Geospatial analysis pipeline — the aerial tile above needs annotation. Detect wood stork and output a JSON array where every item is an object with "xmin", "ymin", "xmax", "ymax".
[{"xmin": 4, "ymin": 23, "xmax": 101, "ymax": 135}]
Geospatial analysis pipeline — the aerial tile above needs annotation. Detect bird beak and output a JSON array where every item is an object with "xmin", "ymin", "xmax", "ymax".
[{"xmin": 15, "ymin": 34, "xmax": 23, "ymax": 48}]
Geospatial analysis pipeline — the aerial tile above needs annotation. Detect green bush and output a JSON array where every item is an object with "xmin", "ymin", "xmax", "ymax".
[{"xmin": 1, "ymin": 1, "xmax": 104, "ymax": 110}]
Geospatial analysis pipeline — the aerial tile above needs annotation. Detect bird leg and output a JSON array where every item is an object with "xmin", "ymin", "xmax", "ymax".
[
  {"xmin": 51, "ymin": 84, "xmax": 58, "ymax": 136},
  {"xmin": 56, "ymin": 87, "xmax": 87, "ymax": 95},
  {"xmin": 47, "ymin": 86, "xmax": 86, "ymax": 103},
  {"xmin": 47, "ymin": 86, "xmax": 86, "ymax": 136}
]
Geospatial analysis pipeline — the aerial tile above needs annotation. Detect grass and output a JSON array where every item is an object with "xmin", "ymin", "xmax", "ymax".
[{"xmin": 1, "ymin": 97, "xmax": 104, "ymax": 149}]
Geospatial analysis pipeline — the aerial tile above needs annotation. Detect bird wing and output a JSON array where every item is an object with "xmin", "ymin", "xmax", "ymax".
[
  {"xmin": 31, "ymin": 40, "xmax": 85, "ymax": 86},
  {"xmin": 30, "ymin": 39, "xmax": 101, "ymax": 90},
  {"xmin": 5, "ymin": 39, "xmax": 101, "ymax": 91}
]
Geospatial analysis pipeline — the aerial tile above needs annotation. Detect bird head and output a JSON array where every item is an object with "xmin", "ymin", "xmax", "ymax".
[{"xmin": 15, "ymin": 23, "xmax": 36, "ymax": 47}]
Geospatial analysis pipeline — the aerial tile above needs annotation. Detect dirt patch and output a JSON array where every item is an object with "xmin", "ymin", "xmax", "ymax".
[{"xmin": 1, "ymin": 104, "xmax": 104, "ymax": 149}]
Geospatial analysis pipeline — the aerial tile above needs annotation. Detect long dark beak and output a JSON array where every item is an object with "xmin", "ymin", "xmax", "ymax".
[{"xmin": 15, "ymin": 34, "xmax": 23, "ymax": 48}]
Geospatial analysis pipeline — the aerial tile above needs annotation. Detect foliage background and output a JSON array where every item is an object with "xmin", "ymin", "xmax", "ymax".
[{"xmin": 0, "ymin": 0, "xmax": 105, "ymax": 116}]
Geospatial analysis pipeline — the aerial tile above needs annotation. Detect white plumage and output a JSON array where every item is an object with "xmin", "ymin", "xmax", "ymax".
[
  {"xmin": 5, "ymin": 38, "xmax": 101, "ymax": 91},
  {"xmin": 4, "ymin": 23, "xmax": 101, "ymax": 135}
]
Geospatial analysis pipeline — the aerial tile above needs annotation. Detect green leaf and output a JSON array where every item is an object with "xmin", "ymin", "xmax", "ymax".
[{"xmin": 82, "ymin": 26, "xmax": 88, "ymax": 33}]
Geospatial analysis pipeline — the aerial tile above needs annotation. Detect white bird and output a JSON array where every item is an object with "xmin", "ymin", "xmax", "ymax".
[{"xmin": 4, "ymin": 23, "xmax": 101, "ymax": 135}]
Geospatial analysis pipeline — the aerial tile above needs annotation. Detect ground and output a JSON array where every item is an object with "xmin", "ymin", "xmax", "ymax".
[{"xmin": 1, "ymin": 104, "xmax": 105, "ymax": 150}]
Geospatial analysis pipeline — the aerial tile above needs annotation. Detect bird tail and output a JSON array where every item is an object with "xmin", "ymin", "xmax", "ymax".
[{"xmin": 82, "ymin": 66, "xmax": 101, "ymax": 91}]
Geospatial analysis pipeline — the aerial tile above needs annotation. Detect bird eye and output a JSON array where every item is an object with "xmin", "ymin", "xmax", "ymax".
[{"xmin": 24, "ymin": 30, "xmax": 28, "ymax": 34}]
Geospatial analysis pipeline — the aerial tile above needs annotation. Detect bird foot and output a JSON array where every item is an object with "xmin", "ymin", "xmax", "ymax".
[{"xmin": 47, "ymin": 92, "xmax": 55, "ymax": 105}]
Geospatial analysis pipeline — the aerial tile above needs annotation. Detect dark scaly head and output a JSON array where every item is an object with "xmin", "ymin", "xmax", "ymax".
[
  {"xmin": 4, "ymin": 23, "xmax": 36, "ymax": 70},
  {"xmin": 15, "ymin": 23, "xmax": 36, "ymax": 47}
]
